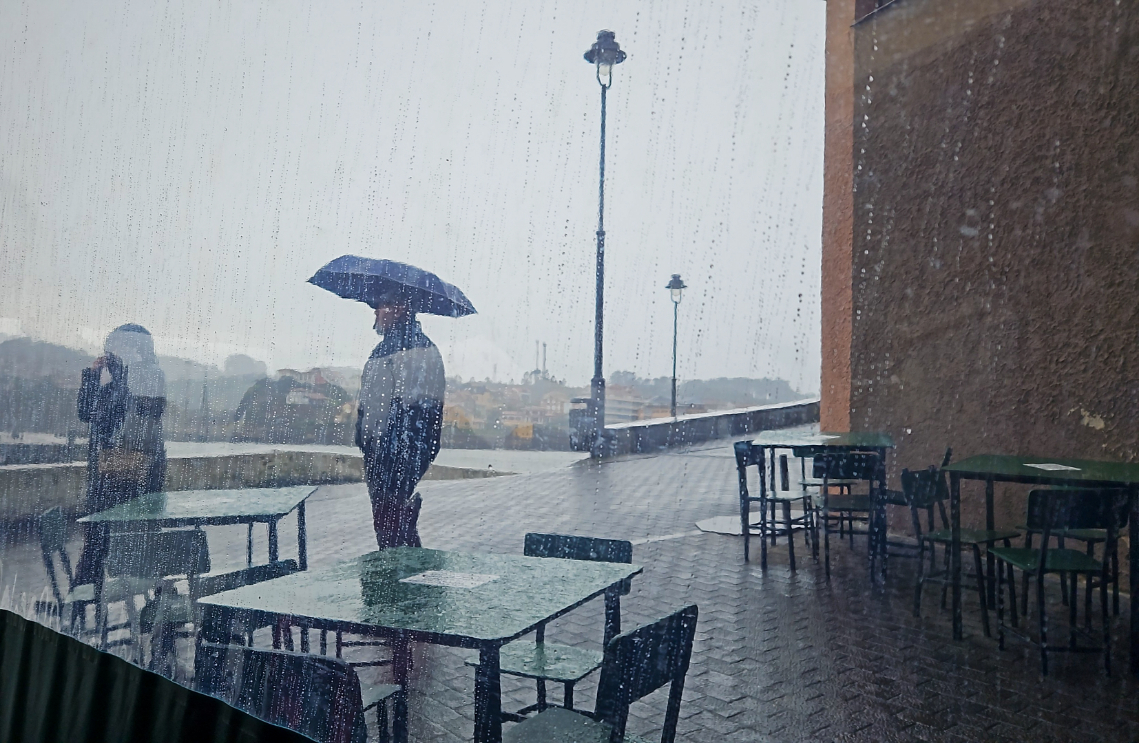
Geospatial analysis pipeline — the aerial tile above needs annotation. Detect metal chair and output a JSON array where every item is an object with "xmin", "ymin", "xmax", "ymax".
[
  {"xmin": 905, "ymin": 465, "xmax": 1019, "ymax": 637},
  {"xmin": 197, "ymin": 559, "xmax": 300, "ymax": 647},
  {"xmin": 1018, "ymin": 488, "xmax": 1127, "ymax": 618},
  {"xmin": 105, "ymin": 528, "xmax": 211, "ymax": 675},
  {"xmin": 195, "ymin": 641, "xmax": 400, "ymax": 743},
  {"xmin": 503, "ymin": 604, "xmax": 698, "ymax": 743},
  {"xmin": 815, "ymin": 451, "xmax": 884, "ymax": 580},
  {"xmin": 468, "ymin": 533, "xmax": 633, "ymax": 719},
  {"xmin": 35, "ymin": 507, "xmax": 138, "ymax": 646},
  {"xmin": 733, "ymin": 442, "xmax": 815, "ymax": 569},
  {"xmin": 992, "ymin": 488, "xmax": 1127, "ymax": 676}
]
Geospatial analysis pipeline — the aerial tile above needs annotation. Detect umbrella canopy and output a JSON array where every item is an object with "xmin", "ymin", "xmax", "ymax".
[{"xmin": 308, "ymin": 256, "xmax": 477, "ymax": 317}]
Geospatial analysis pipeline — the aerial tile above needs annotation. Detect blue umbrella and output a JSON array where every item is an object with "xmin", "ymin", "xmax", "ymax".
[{"xmin": 307, "ymin": 255, "xmax": 477, "ymax": 317}]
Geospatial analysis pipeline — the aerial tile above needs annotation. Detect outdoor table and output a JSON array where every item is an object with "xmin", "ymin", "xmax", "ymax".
[
  {"xmin": 944, "ymin": 455, "xmax": 1139, "ymax": 674},
  {"xmin": 197, "ymin": 546, "xmax": 642, "ymax": 743},
  {"xmin": 744, "ymin": 431, "xmax": 894, "ymax": 572},
  {"xmin": 79, "ymin": 486, "xmax": 316, "ymax": 570}
]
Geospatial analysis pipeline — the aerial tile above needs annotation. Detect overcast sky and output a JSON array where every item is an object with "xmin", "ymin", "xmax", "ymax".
[{"xmin": 0, "ymin": 0, "xmax": 824, "ymax": 391}]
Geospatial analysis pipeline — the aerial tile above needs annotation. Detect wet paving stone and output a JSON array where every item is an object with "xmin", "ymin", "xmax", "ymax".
[{"xmin": 4, "ymin": 440, "xmax": 1139, "ymax": 741}]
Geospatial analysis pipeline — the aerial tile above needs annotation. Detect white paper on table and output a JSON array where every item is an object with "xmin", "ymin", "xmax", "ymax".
[
  {"xmin": 399, "ymin": 570, "xmax": 500, "ymax": 588},
  {"xmin": 1024, "ymin": 463, "xmax": 1081, "ymax": 472}
]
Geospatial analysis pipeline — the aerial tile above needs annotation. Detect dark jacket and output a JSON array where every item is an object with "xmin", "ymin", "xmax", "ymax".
[{"xmin": 356, "ymin": 320, "xmax": 445, "ymax": 497}]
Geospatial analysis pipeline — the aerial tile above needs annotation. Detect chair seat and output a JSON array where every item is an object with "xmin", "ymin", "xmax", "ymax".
[
  {"xmin": 880, "ymin": 488, "xmax": 909, "ymax": 507},
  {"xmin": 1017, "ymin": 526, "xmax": 1107, "ymax": 543},
  {"xmin": 502, "ymin": 707, "xmax": 651, "ymax": 743},
  {"xmin": 139, "ymin": 592, "xmax": 194, "ymax": 632},
  {"xmin": 990, "ymin": 547, "xmax": 1103, "ymax": 573},
  {"xmin": 824, "ymin": 495, "xmax": 872, "ymax": 512},
  {"xmin": 67, "ymin": 575, "xmax": 153, "ymax": 606},
  {"xmin": 763, "ymin": 492, "xmax": 813, "ymax": 503},
  {"xmin": 480, "ymin": 641, "xmax": 604, "ymax": 684},
  {"xmin": 65, "ymin": 583, "xmax": 97, "ymax": 604},
  {"xmin": 361, "ymin": 683, "xmax": 400, "ymax": 712},
  {"xmin": 925, "ymin": 528, "xmax": 1020, "ymax": 545}
]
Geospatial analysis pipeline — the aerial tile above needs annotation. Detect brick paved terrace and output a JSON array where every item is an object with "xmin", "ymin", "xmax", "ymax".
[{"xmin": 3, "ymin": 434, "xmax": 1139, "ymax": 742}]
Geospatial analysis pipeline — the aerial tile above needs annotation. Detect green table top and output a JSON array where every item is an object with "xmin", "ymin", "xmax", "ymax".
[
  {"xmin": 945, "ymin": 455, "xmax": 1139, "ymax": 487},
  {"xmin": 78, "ymin": 486, "xmax": 317, "ymax": 525},
  {"xmin": 748, "ymin": 430, "xmax": 895, "ymax": 450},
  {"xmin": 199, "ymin": 547, "xmax": 642, "ymax": 644}
]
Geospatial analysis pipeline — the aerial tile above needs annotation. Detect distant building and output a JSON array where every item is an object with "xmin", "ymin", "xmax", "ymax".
[{"xmin": 604, "ymin": 386, "xmax": 646, "ymax": 424}]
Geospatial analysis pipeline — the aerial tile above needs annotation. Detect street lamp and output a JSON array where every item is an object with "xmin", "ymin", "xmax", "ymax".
[
  {"xmin": 666, "ymin": 274, "xmax": 687, "ymax": 417},
  {"xmin": 583, "ymin": 30, "xmax": 626, "ymax": 457}
]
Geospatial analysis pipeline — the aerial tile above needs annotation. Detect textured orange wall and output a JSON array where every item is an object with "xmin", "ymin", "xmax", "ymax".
[
  {"xmin": 820, "ymin": 0, "xmax": 856, "ymax": 432},
  {"xmin": 851, "ymin": 0, "xmax": 1139, "ymax": 544}
]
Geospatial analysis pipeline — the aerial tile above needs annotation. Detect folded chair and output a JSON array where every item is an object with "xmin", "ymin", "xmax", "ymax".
[
  {"xmin": 815, "ymin": 451, "xmax": 883, "ymax": 580},
  {"xmin": 504, "ymin": 604, "xmax": 698, "ymax": 743},
  {"xmin": 105, "ymin": 528, "xmax": 210, "ymax": 676},
  {"xmin": 992, "ymin": 488, "xmax": 1127, "ymax": 676},
  {"xmin": 734, "ymin": 442, "xmax": 816, "ymax": 569},
  {"xmin": 905, "ymin": 465, "xmax": 1019, "ymax": 637},
  {"xmin": 1019, "ymin": 488, "xmax": 1127, "ymax": 618},
  {"xmin": 468, "ymin": 533, "xmax": 633, "ymax": 718},
  {"xmin": 195, "ymin": 641, "xmax": 400, "ymax": 743},
  {"xmin": 35, "ymin": 507, "xmax": 140, "ymax": 648}
]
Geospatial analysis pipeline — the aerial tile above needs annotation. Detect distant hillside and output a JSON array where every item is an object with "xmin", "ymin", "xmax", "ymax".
[
  {"xmin": 0, "ymin": 337, "xmax": 93, "ymax": 383},
  {"xmin": 0, "ymin": 338, "xmax": 274, "ymax": 440},
  {"xmin": 608, "ymin": 371, "xmax": 806, "ymax": 408}
]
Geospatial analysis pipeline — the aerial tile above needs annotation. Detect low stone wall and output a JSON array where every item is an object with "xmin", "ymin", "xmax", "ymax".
[
  {"xmin": 0, "ymin": 443, "xmax": 84, "ymax": 466},
  {"xmin": 605, "ymin": 399, "xmax": 821, "ymax": 456},
  {"xmin": 0, "ymin": 450, "xmax": 503, "ymax": 521}
]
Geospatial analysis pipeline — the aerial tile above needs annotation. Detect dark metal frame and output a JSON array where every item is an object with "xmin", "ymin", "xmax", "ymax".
[
  {"xmin": 198, "ymin": 560, "xmax": 642, "ymax": 743},
  {"xmin": 507, "ymin": 533, "xmax": 632, "ymax": 717},
  {"xmin": 992, "ymin": 489, "xmax": 1126, "ymax": 676},
  {"xmin": 733, "ymin": 442, "xmax": 815, "ymax": 569},
  {"xmin": 946, "ymin": 459, "xmax": 1139, "ymax": 675},
  {"xmin": 807, "ymin": 450, "xmax": 887, "ymax": 582},
  {"xmin": 87, "ymin": 499, "xmax": 309, "ymax": 571}
]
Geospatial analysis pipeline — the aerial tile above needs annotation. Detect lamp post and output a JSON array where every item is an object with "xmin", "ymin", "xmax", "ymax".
[
  {"xmin": 583, "ymin": 30, "xmax": 626, "ymax": 457},
  {"xmin": 666, "ymin": 274, "xmax": 686, "ymax": 417}
]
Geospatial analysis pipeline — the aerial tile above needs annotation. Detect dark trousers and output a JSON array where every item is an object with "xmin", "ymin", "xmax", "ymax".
[
  {"xmin": 74, "ymin": 452, "xmax": 166, "ymax": 584},
  {"xmin": 363, "ymin": 447, "xmax": 426, "ymax": 549},
  {"xmin": 368, "ymin": 489, "xmax": 422, "ymax": 549}
]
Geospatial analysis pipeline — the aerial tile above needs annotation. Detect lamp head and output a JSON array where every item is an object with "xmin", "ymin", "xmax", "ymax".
[
  {"xmin": 584, "ymin": 30, "xmax": 626, "ymax": 87},
  {"xmin": 666, "ymin": 273, "xmax": 687, "ymax": 304}
]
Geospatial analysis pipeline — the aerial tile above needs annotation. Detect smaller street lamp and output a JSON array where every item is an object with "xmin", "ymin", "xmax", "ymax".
[{"xmin": 666, "ymin": 273, "xmax": 687, "ymax": 417}]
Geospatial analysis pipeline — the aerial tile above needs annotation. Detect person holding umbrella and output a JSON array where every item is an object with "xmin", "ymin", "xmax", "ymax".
[{"xmin": 309, "ymin": 256, "xmax": 475, "ymax": 548}]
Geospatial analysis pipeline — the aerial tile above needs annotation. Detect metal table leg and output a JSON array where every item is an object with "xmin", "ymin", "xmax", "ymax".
[
  {"xmin": 604, "ymin": 586, "xmax": 622, "ymax": 645},
  {"xmin": 268, "ymin": 521, "xmax": 279, "ymax": 563},
  {"xmin": 1130, "ymin": 486, "xmax": 1139, "ymax": 675},
  {"xmin": 297, "ymin": 501, "xmax": 308, "ymax": 571},
  {"xmin": 392, "ymin": 632, "xmax": 411, "ymax": 743},
  {"xmin": 474, "ymin": 643, "xmax": 503, "ymax": 743},
  {"xmin": 985, "ymin": 479, "xmax": 996, "ymax": 604},
  {"xmin": 951, "ymin": 472, "xmax": 963, "ymax": 640}
]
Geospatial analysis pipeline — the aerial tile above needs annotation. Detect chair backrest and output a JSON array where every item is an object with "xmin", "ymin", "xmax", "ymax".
[
  {"xmin": 525, "ymin": 533, "xmax": 634, "ymax": 599},
  {"xmin": 732, "ymin": 440, "xmax": 762, "ymax": 469},
  {"xmin": 39, "ymin": 507, "xmax": 74, "ymax": 605},
  {"xmin": 524, "ymin": 533, "xmax": 634, "ymax": 565},
  {"xmin": 105, "ymin": 528, "xmax": 211, "ymax": 586},
  {"xmin": 1025, "ymin": 488, "xmax": 1130, "ymax": 538},
  {"xmin": 194, "ymin": 642, "xmax": 367, "ymax": 743},
  {"xmin": 594, "ymin": 604, "xmax": 698, "ymax": 743},
  {"xmin": 733, "ymin": 442, "xmax": 765, "ymax": 503},
  {"xmin": 812, "ymin": 450, "xmax": 880, "ymax": 481},
  {"xmin": 901, "ymin": 467, "xmax": 948, "ymax": 509}
]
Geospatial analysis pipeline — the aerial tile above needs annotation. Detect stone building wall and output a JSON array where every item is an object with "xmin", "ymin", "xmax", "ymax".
[{"xmin": 849, "ymin": 0, "xmax": 1139, "ymax": 533}]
